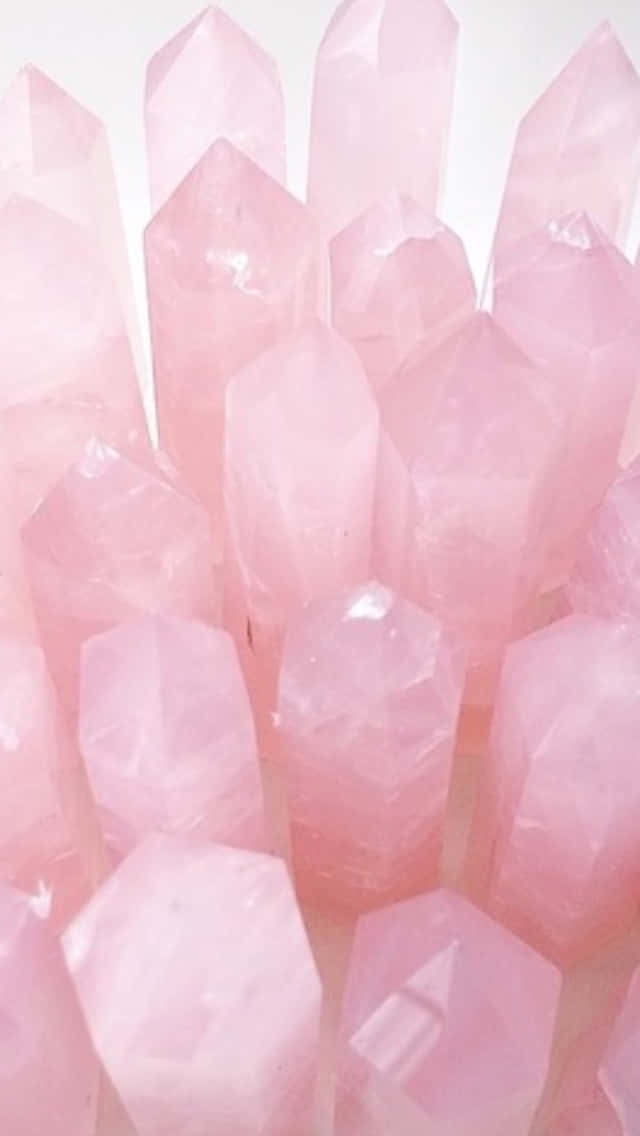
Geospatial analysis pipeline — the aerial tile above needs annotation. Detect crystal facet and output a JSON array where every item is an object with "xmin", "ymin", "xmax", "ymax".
[
  {"xmin": 64, "ymin": 835, "xmax": 321, "ymax": 1136},
  {"xmin": 145, "ymin": 6, "xmax": 286, "ymax": 211},
  {"xmin": 568, "ymin": 456, "xmax": 640, "ymax": 620},
  {"xmin": 308, "ymin": 0, "xmax": 458, "ymax": 237},
  {"xmin": 601, "ymin": 968, "xmax": 640, "ymax": 1133}
]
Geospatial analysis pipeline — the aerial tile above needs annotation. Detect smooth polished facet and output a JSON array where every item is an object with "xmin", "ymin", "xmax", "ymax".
[
  {"xmin": 64, "ymin": 835, "xmax": 321, "ymax": 1136},
  {"xmin": 331, "ymin": 195, "xmax": 476, "ymax": 393},
  {"xmin": 601, "ymin": 968, "xmax": 640, "ymax": 1134},
  {"xmin": 146, "ymin": 138, "xmax": 323, "ymax": 535},
  {"xmin": 146, "ymin": 5, "xmax": 286, "ymax": 211},
  {"xmin": 308, "ymin": 0, "xmax": 458, "ymax": 236},
  {"xmin": 79, "ymin": 614, "xmax": 264, "ymax": 857},
  {"xmin": 568, "ymin": 457, "xmax": 640, "ymax": 620},
  {"xmin": 277, "ymin": 581, "xmax": 464, "ymax": 911}
]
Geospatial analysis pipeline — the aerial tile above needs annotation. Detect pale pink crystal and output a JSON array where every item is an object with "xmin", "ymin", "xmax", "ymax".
[
  {"xmin": 146, "ymin": 139, "xmax": 324, "ymax": 537},
  {"xmin": 471, "ymin": 615, "xmax": 640, "ymax": 965},
  {"xmin": 145, "ymin": 5, "xmax": 286, "ymax": 212},
  {"xmin": 601, "ymin": 968, "xmax": 640, "ymax": 1133},
  {"xmin": 79, "ymin": 613, "xmax": 264, "ymax": 857},
  {"xmin": 0, "ymin": 457, "xmax": 35, "ymax": 638},
  {"xmin": 63, "ymin": 834, "xmax": 321, "ymax": 1136},
  {"xmin": 0, "ymin": 880, "xmax": 100, "ymax": 1135},
  {"xmin": 377, "ymin": 313, "xmax": 560, "ymax": 703},
  {"xmin": 23, "ymin": 439, "xmax": 220, "ymax": 717},
  {"xmin": 330, "ymin": 195, "xmax": 476, "ymax": 393},
  {"xmin": 492, "ymin": 22, "xmax": 640, "ymax": 272},
  {"xmin": 337, "ymin": 888, "xmax": 560, "ymax": 1136},
  {"xmin": 308, "ymin": 0, "xmax": 458, "ymax": 237},
  {"xmin": 277, "ymin": 580, "xmax": 464, "ymax": 912},
  {"xmin": 568, "ymin": 456, "xmax": 640, "ymax": 620},
  {"xmin": 0, "ymin": 196, "xmax": 148, "ymax": 519},
  {"xmin": 546, "ymin": 1085, "xmax": 621, "ymax": 1135},
  {"xmin": 493, "ymin": 212, "xmax": 640, "ymax": 584}
]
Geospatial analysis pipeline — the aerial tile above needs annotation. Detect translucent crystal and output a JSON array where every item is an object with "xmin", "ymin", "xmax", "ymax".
[{"xmin": 568, "ymin": 457, "xmax": 640, "ymax": 620}]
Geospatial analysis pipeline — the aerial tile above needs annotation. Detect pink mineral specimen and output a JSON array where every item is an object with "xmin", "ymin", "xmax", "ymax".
[
  {"xmin": 0, "ymin": 458, "xmax": 35, "ymax": 639},
  {"xmin": 64, "ymin": 834, "xmax": 321, "ymax": 1136},
  {"xmin": 471, "ymin": 615, "xmax": 640, "ymax": 966},
  {"xmin": 146, "ymin": 139, "xmax": 324, "ymax": 537},
  {"xmin": 331, "ymin": 195, "xmax": 476, "ymax": 393},
  {"xmin": 492, "ymin": 22, "xmax": 640, "ymax": 272},
  {"xmin": 377, "ymin": 313, "xmax": 560, "ymax": 704},
  {"xmin": 79, "ymin": 613, "xmax": 264, "ymax": 857},
  {"xmin": 601, "ymin": 967, "xmax": 640, "ymax": 1134},
  {"xmin": 308, "ymin": 0, "xmax": 458, "ymax": 237},
  {"xmin": 568, "ymin": 456, "xmax": 640, "ymax": 620},
  {"xmin": 277, "ymin": 580, "xmax": 464, "ymax": 912},
  {"xmin": 0, "ymin": 195, "xmax": 148, "ymax": 519},
  {"xmin": 0, "ymin": 880, "xmax": 100, "ymax": 1136},
  {"xmin": 145, "ymin": 6, "xmax": 286, "ymax": 212},
  {"xmin": 23, "ymin": 439, "xmax": 220, "ymax": 717},
  {"xmin": 337, "ymin": 888, "xmax": 561, "ymax": 1136},
  {"xmin": 493, "ymin": 212, "xmax": 640, "ymax": 584},
  {"xmin": 224, "ymin": 322, "xmax": 379, "ymax": 733}
]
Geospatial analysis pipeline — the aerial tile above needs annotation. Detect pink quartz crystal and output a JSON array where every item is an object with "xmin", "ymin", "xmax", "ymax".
[
  {"xmin": 79, "ymin": 613, "xmax": 264, "ymax": 857},
  {"xmin": 0, "ymin": 880, "xmax": 100, "ymax": 1136},
  {"xmin": 64, "ymin": 834, "xmax": 321, "ymax": 1136},
  {"xmin": 146, "ymin": 138, "xmax": 324, "ymax": 538},
  {"xmin": 224, "ymin": 321, "xmax": 379, "ymax": 734},
  {"xmin": 492, "ymin": 22, "xmax": 640, "ymax": 272},
  {"xmin": 493, "ymin": 212, "xmax": 640, "ymax": 584},
  {"xmin": 377, "ymin": 313, "xmax": 560, "ymax": 704},
  {"xmin": 277, "ymin": 580, "xmax": 464, "ymax": 912},
  {"xmin": 0, "ymin": 457, "xmax": 36, "ymax": 639},
  {"xmin": 308, "ymin": 0, "xmax": 458, "ymax": 237},
  {"xmin": 145, "ymin": 5, "xmax": 286, "ymax": 212},
  {"xmin": 471, "ymin": 615, "xmax": 640, "ymax": 966},
  {"xmin": 568, "ymin": 456, "xmax": 640, "ymax": 621},
  {"xmin": 337, "ymin": 888, "xmax": 561, "ymax": 1136},
  {"xmin": 601, "ymin": 967, "xmax": 640, "ymax": 1134},
  {"xmin": 0, "ymin": 195, "xmax": 148, "ymax": 520},
  {"xmin": 330, "ymin": 195, "xmax": 476, "ymax": 394},
  {"xmin": 23, "ymin": 439, "xmax": 220, "ymax": 717}
]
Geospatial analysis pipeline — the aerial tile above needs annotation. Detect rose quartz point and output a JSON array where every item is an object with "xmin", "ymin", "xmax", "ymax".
[
  {"xmin": 601, "ymin": 968, "xmax": 640, "ymax": 1133},
  {"xmin": 79, "ymin": 613, "xmax": 265, "ymax": 857},
  {"xmin": 22, "ymin": 439, "xmax": 220, "ymax": 718},
  {"xmin": 63, "ymin": 834, "xmax": 321, "ymax": 1136},
  {"xmin": 277, "ymin": 580, "xmax": 464, "ymax": 912},
  {"xmin": 546, "ymin": 1084, "xmax": 622, "ymax": 1135},
  {"xmin": 145, "ymin": 5, "xmax": 286, "ymax": 211},
  {"xmin": 568, "ymin": 456, "xmax": 640, "ymax": 621},
  {"xmin": 308, "ymin": 0, "xmax": 458, "ymax": 237},
  {"xmin": 146, "ymin": 139, "xmax": 324, "ymax": 537},
  {"xmin": 472, "ymin": 615, "xmax": 640, "ymax": 966},
  {"xmin": 492, "ymin": 22, "xmax": 640, "ymax": 272},
  {"xmin": 0, "ymin": 880, "xmax": 100, "ymax": 1136},
  {"xmin": 336, "ymin": 888, "xmax": 561, "ymax": 1136},
  {"xmin": 331, "ymin": 195, "xmax": 476, "ymax": 393}
]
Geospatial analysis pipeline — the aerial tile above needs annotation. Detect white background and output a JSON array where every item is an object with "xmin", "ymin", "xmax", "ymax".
[{"xmin": 3, "ymin": 0, "xmax": 640, "ymax": 374}]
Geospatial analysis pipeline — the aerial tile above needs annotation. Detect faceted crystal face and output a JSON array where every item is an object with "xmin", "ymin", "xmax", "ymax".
[
  {"xmin": 493, "ymin": 212, "xmax": 640, "ymax": 584},
  {"xmin": 0, "ymin": 459, "xmax": 36, "ymax": 639},
  {"xmin": 79, "ymin": 614, "xmax": 264, "ymax": 857},
  {"xmin": 568, "ymin": 457, "xmax": 640, "ymax": 621},
  {"xmin": 339, "ymin": 889, "xmax": 561, "ymax": 1136},
  {"xmin": 145, "ymin": 5, "xmax": 286, "ymax": 211},
  {"xmin": 277, "ymin": 581, "xmax": 464, "ymax": 911},
  {"xmin": 331, "ymin": 195, "xmax": 476, "ymax": 393},
  {"xmin": 478, "ymin": 616, "xmax": 640, "ymax": 965},
  {"xmin": 377, "ymin": 313, "xmax": 560, "ymax": 702},
  {"xmin": 308, "ymin": 0, "xmax": 458, "ymax": 237},
  {"xmin": 492, "ymin": 22, "xmax": 640, "ymax": 271},
  {"xmin": 0, "ymin": 195, "xmax": 148, "ymax": 519},
  {"xmin": 23, "ymin": 440, "xmax": 220, "ymax": 717},
  {"xmin": 0, "ymin": 881, "xmax": 100, "ymax": 1136},
  {"xmin": 224, "ymin": 322, "xmax": 379, "ymax": 725},
  {"xmin": 601, "ymin": 969, "xmax": 640, "ymax": 1133},
  {"xmin": 545, "ymin": 1085, "xmax": 621, "ymax": 1136},
  {"xmin": 63, "ymin": 835, "xmax": 321, "ymax": 1136},
  {"xmin": 146, "ymin": 138, "xmax": 324, "ymax": 534}
]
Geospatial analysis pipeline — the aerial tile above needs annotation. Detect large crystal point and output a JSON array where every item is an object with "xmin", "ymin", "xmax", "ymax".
[
  {"xmin": 492, "ymin": 23, "xmax": 640, "ymax": 272},
  {"xmin": 568, "ymin": 457, "xmax": 640, "ymax": 620},
  {"xmin": 145, "ymin": 6, "xmax": 286, "ymax": 211},
  {"xmin": 63, "ymin": 835, "xmax": 321, "ymax": 1136},
  {"xmin": 308, "ymin": 0, "xmax": 458, "ymax": 237},
  {"xmin": 146, "ymin": 139, "xmax": 324, "ymax": 537},
  {"xmin": 277, "ymin": 581, "xmax": 464, "ymax": 912}
]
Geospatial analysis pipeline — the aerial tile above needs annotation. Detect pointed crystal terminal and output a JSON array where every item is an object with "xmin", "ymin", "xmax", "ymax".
[
  {"xmin": 146, "ymin": 139, "xmax": 324, "ymax": 536},
  {"xmin": 63, "ymin": 834, "xmax": 321, "ymax": 1136},
  {"xmin": 568, "ymin": 456, "xmax": 640, "ymax": 620},
  {"xmin": 79, "ymin": 614, "xmax": 264, "ymax": 857},
  {"xmin": 492, "ymin": 23, "xmax": 640, "ymax": 271},
  {"xmin": 331, "ymin": 195, "xmax": 476, "ymax": 393},
  {"xmin": 308, "ymin": 0, "xmax": 458, "ymax": 237},
  {"xmin": 145, "ymin": 5, "xmax": 286, "ymax": 211}
]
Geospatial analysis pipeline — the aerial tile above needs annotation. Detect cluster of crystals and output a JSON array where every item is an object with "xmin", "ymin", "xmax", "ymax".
[{"xmin": 1, "ymin": 2, "xmax": 640, "ymax": 1135}]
